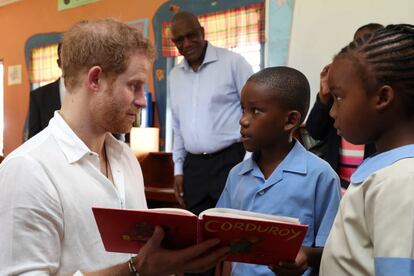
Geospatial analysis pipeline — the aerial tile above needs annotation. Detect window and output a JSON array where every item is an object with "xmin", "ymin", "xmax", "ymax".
[
  {"xmin": 230, "ymin": 44, "xmax": 262, "ymax": 73},
  {"xmin": 29, "ymin": 43, "xmax": 60, "ymax": 89},
  {"xmin": 162, "ymin": 3, "xmax": 265, "ymax": 58}
]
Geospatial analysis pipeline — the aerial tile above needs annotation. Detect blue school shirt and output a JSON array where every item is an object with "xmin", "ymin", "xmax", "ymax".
[{"xmin": 216, "ymin": 141, "xmax": 341, "ymax": 275}]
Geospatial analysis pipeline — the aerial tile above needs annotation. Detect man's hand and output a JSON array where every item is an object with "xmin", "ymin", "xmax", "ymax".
[
  {"xmin": 269, "ymin": 247, "xmax": 308, "ymax": 276},
  {"xmin": 136, "ymin": 226, "xmax": 230, "ymax": 276},
  {"xmin": 174, "ymin": 175, "xmax": 186, "ymax": 207},
  {"xmin": 319, "ymin": 64, "xmax": 331, "ymax": 105}
]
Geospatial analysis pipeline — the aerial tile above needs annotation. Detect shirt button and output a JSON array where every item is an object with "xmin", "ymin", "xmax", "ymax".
[{"xmin": 258, "ymin": 190, "xmax": 265, "ymax": 196}]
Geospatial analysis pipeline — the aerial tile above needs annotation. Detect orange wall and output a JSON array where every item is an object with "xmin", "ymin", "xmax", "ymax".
[{"xmin": 0, "ymin": 0, "xmax": 165, "ymax": 155}]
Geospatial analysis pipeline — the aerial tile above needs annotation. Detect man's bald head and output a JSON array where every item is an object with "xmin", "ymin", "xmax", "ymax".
[
  {"xmin": 171, "ymin": 11, "xmax": 202, "ymax": 29},
  {"xmin": 170, "ymin": 11, "xmax": 206, "ymax": 69}
]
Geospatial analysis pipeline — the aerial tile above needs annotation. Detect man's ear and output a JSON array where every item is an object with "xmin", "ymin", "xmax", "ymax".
[
  {"xmin": 375, "ymin": 85, "xmax": 395, "ymax": 112},
  {"xmin": 284, "ymin": 110, "xmax": 302, "ymax": 132},
  {"xmin": 87, "ymin": 66, "xmax": 103, "ymax": 92},
  {"xmin": 200, "ymin": 27, "xmax": 205, "ymax": 40}
]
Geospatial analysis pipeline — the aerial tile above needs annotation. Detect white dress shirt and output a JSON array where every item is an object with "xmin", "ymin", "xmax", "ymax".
[
  {"xmin": 0, "ymin": 112, "xmax": 147, "ymax": 275},
  {"xmin": 168, "ymin": 42, "xmax": 253, "ymax": 175}
]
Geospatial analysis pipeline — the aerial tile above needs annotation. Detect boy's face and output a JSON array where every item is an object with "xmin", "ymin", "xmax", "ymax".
[
  {"xmin": 328, "ymin": 57, "xmax": 378, "ymax": 144},
  {"xmin": 239, "ymin": 81, "xmax": 291, "ymax": 152},
  {"xmin": 91, "ymin": 51, "xmax": 151, "ymax": 134}
]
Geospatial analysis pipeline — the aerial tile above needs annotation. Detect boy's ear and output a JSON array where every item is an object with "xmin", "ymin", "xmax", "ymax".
[
  {"xmin": 86, "ymin": 66, "xmax": 103, "ymax": 93},
  {"xmin": 375, "ymin": 85, "xmax": 395, "ymax": 112},
  {"xmin": 284, "ymin": 110, "xmax": 301, "ymax": 132}
]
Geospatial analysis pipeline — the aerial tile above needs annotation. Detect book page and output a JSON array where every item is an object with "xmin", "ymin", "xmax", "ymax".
[
  {"xmin": 199, "ymin": 208, "xmax": 300, "ymax": 224},
  {"xmin": 148, "ymin": 208, "xmax": 195, "ymax": 217}
]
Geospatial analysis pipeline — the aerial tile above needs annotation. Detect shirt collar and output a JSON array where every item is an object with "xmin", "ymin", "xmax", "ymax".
[
  {"xmin": 239, "ymin": 140, "xmax": 308, "ymax": 176},
  {"xmin": 351, "ymin": 144, "xmax": 414, "ymax": 184},
  {"xmin": 48, "ymin": 111, "xmax": 124, "ymax": 164},
  {"xmin": 178, "ymin": 41, "xmax": 218, "ymax": 71}
]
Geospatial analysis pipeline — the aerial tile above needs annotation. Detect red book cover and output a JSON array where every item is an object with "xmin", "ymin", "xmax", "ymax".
[{"xmin": 92, "ymin": 207, "xmax": 308, "ymax": 265}]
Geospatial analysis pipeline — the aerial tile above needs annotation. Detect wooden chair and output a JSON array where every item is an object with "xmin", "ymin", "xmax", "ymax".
[{"xmin": 138, "ymin": 152, "xmax": 180, "ymax": 207}]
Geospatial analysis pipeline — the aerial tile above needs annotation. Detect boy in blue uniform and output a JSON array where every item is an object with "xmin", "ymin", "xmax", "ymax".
[{"xmin": 216, "ymin": 67, "xmax": 341, "ymax": 275}]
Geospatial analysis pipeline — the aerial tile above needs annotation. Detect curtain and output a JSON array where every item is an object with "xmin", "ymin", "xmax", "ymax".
[
  {"xmin": 162, "ymin": 2, "xmax": 265, "ymax": 57},
  {"xmin": 29, "ymin": 43, "xmax": 60, "ymax": 83}
]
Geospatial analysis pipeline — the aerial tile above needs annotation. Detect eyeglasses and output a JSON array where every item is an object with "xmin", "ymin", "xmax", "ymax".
[{"xmin": 171, "ymin": 29, "xmax": 201, "ymax": 45}]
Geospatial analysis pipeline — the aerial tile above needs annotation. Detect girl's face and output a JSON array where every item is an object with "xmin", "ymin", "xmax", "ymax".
[{"xmin": 328, "ymin": 56, "xmax": 379, "ymax": 145}]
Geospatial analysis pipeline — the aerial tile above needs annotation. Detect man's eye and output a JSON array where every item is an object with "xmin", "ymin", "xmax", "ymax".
[
  {"xmin": 336, "ymin": 96, "xmax": 343, "ymax": 101},
  {"xmin": 253, "ymin": 108, "xmax": 260, "ymax": 114},
  {"xmin": 172, "ymin": 36, "xmax": 184, "ymax": 44},
  {"xmin": 187, "ymin": 32, "xmax": 198, "ymax": 40}
]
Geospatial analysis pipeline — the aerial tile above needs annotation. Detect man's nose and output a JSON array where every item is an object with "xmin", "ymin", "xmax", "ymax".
[
  {"xmin": 182, "ymin": 36, "xmax": 193, "ymax": 47},
  {"xmin": 134, "ymin": 91, "xmax": 147, "ymax": 108}
]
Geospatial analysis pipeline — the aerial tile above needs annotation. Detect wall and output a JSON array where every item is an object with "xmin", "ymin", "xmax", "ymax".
[
  {"xmin": 0, "ymin": 0, "xmax": 164, "ymax": 155},
  {"xmin": 2, "ymin": 0, "xmax": 414, "ymax": 154},
  {"xmin": 287, "ymin": 0, "xmax": 414, "ymax": 110}
]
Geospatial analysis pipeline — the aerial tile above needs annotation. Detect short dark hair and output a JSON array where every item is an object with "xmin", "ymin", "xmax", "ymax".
[
  {"xmin": 171, "ymin": 11, "xmax": 201, "ymax": 28},
  {"xmin": 337, "ymin": 24, "xmax": 414, "ymax": 117},
  {"xmin": 247, "ymin": 66, "xmax": 310, "ymax": 123}
]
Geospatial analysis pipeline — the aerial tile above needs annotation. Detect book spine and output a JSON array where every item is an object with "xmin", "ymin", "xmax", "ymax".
[{"xmin": 196, "ymin": 219, "xmax": 203, "ymax": 244}]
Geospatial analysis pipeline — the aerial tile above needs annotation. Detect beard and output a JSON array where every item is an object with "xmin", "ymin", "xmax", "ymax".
[
  {"xmin": 91, "ymin": 87, "xmax": 138, "ymax": 134},
  {"xmin": 103, "ymin": 108, "xmax": 136, "ymax": 134}
]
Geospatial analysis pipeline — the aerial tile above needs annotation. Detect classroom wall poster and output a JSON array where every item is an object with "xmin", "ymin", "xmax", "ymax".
[{"xmin": 58, "ymin": 0, "xmax": 98, "ymax": 11}]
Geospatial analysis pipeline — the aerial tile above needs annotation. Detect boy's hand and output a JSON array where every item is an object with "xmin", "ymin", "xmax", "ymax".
[
  {"xmin": 319, "ymin": 64, "xmax": 331, "ymax": 105},
  {"xmin": 269, "ymin": 248, "xmax": 308, "ymax": 276},
  {"xmin": 174, "ymin": 175, "xmax": 186, "ymax": 207}
]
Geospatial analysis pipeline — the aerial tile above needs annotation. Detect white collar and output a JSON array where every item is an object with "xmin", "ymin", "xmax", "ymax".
[{"xmin": 48, "ymin": 111, "xmax": 124, "ymax": 164}]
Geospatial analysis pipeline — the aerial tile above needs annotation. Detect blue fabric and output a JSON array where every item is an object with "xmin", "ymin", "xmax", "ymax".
[
  {"xmin": 216, "ymin": 141, "xmax": 341, "ymax": 275},
  {"xmin": 375, "ymin": 257, "xmax": 414, "ymax": 276},
  {"xmin": 168, "ymin": 42, "xmax": 253, "ymax": 174},
  {"xmin": 351, "ymin": 144, "xmax": 414, "ymax": 184}
]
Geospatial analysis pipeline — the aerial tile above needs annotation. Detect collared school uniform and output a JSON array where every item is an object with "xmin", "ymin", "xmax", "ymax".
[
  {"xmin": 321, "ymin": 144, "xmax": 414, "ymax": 276},
  {"xmin": 217, "ymin": 141, "xmax": 341, "ymax": 275}
]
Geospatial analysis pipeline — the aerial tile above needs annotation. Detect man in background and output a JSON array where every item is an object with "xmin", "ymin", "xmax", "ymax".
[
  {"xmin": 169, "ymin": 11, "xmax": 253, "ymax": 219},
  {"xmin": 28, "ymin": 42, "xmax": 65, "ymax": 138}
]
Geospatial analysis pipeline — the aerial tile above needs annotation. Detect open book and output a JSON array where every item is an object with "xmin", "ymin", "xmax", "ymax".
[{"xmin": 92, "ymin": 207, "xmax": 308, "ymax": 265}]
